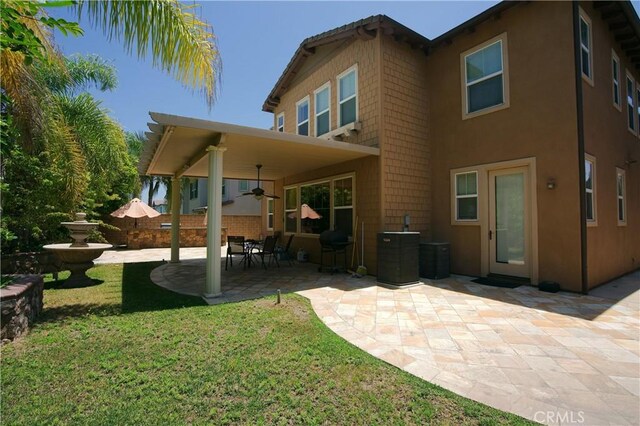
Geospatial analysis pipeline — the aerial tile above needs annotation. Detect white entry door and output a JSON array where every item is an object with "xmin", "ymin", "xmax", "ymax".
[{"xmin": 488, "ymin": 167, "xmax": 530, "ymax": 278}]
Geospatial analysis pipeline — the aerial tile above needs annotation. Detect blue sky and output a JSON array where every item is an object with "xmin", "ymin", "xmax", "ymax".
[{"xmin": 51, "ymin": 1, "xmax": 512, "ymax": 133}]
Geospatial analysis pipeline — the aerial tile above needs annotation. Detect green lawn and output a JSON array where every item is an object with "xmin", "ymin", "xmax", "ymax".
[{"xmin": 1, "ymin": 262, "xmax": 533, "ymax": 425}]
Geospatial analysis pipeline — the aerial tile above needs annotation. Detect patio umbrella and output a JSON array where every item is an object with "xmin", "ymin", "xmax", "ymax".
[
  {"xmin": 288, "ymin": 204, "xmax": 322, "ymax": 219},
  {"xmin": 110, "ymin": 198, "xmax": 161, "ymax": 228}
]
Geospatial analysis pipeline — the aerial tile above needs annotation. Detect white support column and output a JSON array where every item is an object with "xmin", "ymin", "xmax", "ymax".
[
  {"xmin": 170, "ymin": 177, "xmax": 181, "ymax": 263},
  {"xmin": 204, "ymin": 145, "xmax": 226, "ymax": 298}
]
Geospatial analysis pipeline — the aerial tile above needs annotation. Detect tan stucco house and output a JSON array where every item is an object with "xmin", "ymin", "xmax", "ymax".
[{"xmin": 140, "ymin": 1, "xmax": 639, "ymax": 296}]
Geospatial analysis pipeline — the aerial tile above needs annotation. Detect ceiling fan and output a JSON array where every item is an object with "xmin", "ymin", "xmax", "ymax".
[{"xmin": 239, "ymin": 164, "xmax": 280, "ymax": 200}]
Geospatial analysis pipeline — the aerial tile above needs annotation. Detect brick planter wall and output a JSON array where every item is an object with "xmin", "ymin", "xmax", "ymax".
[
  {"xmin": 103, "ymin": 214, "xmax": 261, "ymax": 248},
  {"xmin": 1, "ymin": 275, "xmax": 44, "ymax": 341}
]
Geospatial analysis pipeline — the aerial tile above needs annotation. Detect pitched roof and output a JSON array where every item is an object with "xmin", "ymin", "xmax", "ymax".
[
  {"xmin": 262, "ymin": 1, "xmax": 640, "ymax": 113},
  {"xmin": 262, "ymin": 14, "xmax": 430, "ymax": 112}
]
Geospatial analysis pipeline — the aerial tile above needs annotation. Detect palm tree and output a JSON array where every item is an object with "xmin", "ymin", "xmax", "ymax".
[
  {"xmin": 75, "ymin": 0, "xmax": 221, "ymax": 107},
  {"xmin": 1, "ymin": 0, "xmax": 221, "ymax": 156}
]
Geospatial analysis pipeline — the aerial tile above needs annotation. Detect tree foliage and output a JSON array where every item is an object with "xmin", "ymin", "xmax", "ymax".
[
  {"xmin": 1, "ymin": 54, "xmax": 139, "ymax": 252},
  {"xmin": 0, "ymin": 0, "xmax": 221, "ymax": 252}
]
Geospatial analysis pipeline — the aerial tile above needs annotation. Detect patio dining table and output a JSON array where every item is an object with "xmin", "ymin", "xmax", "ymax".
[{"xmin": 244, "ymin": 239, "xmax": 263, "ymax": 268}]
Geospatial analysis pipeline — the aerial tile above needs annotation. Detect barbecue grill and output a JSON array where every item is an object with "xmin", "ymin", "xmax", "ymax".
[{"xmin": 318, "ymin": 229, "xmax": 351, "ymax": 274}]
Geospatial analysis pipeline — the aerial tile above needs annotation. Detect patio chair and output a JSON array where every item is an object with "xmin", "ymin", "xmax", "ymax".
[
  {"xmin": 226, "ymin": 236, "xmax": 249, "ymax": 271},
  {"xmin": 256, "ymin": 235, "xmax": 279, "ymax": 269}
]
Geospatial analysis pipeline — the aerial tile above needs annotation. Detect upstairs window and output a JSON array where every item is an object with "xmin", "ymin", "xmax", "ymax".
[
  {"xmin": 579, "ymin": 11, "xmax": 593, "ymax": 82},
  {"xmin": 338, "ymin": 66, "xmax": 357, "ymax": 127},
  {"xmin": 462, "ymin": 34, "xmax": 508, "ymax": 117},
  {"xmin": 277, "ymin": 113, "xmax": 285, "ymax": 132},
  {"xmin": 238, "ymin": 180, "xmax": 249, "ymax": 192},
  {"xmin": 612, "ymin": 51, "xmax": 621, "ymax": 109},
  {"xmin": 296, "ymin": 97, "xmax": 309, "ymax": 136},
  {"xmin": 455, "ymin": 172, "xmax": 478, "ymax": 221},
  {"xmin": 585, "ymin": 156, "xmax": 596, "ymax": 223},
  {"xmin": 627, "ymin": 73, "xmax": 636, "ymax": 133},
  {"xmin": 617, "ymin": 168, "xmax": 626, "ymax": 225},
  {"xmin": 315, "ymin": 83, "xmax": 331, "ymax": 136},
  {"xmin": 222, "ymin": 179, "xmax": 226, "ymax": 198}
]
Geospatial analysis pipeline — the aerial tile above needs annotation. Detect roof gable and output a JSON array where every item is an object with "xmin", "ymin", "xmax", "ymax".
[{"xmin": 262, "ymin": 14, "xmax": 430, "ymax": 112}]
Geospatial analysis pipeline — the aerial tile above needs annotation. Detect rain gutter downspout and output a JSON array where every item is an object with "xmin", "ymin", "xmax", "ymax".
[{"xmin": 572, "ymin": 2, "xmax": 589, "ymax": 295}]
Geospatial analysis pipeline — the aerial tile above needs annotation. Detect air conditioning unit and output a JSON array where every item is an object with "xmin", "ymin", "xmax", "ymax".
[{"xmin": 377, "ymin": 232, "xmax": 420, "ymax": 286}]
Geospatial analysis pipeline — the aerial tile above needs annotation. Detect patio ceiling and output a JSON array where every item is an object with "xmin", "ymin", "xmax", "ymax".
[{"xmin": 139, "ymin": 112, "xmax": 380, "ymax": 181}]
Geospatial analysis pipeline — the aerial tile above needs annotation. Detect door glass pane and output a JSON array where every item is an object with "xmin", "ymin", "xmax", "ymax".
[{"xmin": 495, "ymin": 173, "xmax": 525, "ymax": 265}]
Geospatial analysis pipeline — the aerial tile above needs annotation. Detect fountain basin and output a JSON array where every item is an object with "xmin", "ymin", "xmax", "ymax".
[{"xmin": 43, "ymin": 243, "xmax": 111, "ymax": 287}]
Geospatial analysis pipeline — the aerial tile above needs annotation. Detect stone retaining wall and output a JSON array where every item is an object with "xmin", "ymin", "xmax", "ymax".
[{"xmin": 1, "ymin": 275, "xmax": 44, "ymax": 341}]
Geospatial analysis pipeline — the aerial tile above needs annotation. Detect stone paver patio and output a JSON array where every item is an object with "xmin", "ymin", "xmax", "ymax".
[{"xmin": 151, "ymin": 258, "xmax": 639, "ymax": 425}]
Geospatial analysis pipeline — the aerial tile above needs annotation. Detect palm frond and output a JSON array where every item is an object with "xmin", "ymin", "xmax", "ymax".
[
  {"xmin": 35, "ymin": 54, "xmax": 118, "ymax": 94},
  {"xmin": 76, "ymin": 0, "xmax": 221, "ymax": 108},
  {"xmin": 40, "ymin": 106, "xmax": 88, "ymax": 205},
  {"xmin": 55, "ymin": 93, "xmax": 129, "ymax": 177},
  {"xmin": 1, "ymin": 50, "xmax": 48, "ymax": 152}
]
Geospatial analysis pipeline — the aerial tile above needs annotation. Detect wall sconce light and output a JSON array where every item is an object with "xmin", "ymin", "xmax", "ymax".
[{"xmin": 547, "ymin": 178, "xmax": 556, "ymax": 190}]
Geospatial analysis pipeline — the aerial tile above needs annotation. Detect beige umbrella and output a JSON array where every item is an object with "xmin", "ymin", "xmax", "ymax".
[
  {"xmin": 110, "ymin": 198, "xmax": 161, "ymax": 228},
  {"xmin": 288, "ymin": 204, "xmax": 322, "ymax": 219}
]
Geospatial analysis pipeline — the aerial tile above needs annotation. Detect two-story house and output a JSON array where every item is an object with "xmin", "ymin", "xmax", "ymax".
[
  {"xmin": 261, "ymin": 1, "xmax": 639, "ymax": 293},
  {"xmin": 140, "ymin": 1, "xmax": 639, "ymax": 294}
]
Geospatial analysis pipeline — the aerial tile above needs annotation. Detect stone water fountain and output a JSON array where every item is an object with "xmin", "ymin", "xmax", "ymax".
[{"xmin": 43, "ymin": 213, "xmax": 112, "ymax": 287}]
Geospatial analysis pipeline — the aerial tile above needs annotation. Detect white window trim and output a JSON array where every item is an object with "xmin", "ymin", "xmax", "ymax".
[
  {"xmin": 612, "ymin": 50, "xmax": 621, "ymax": 111},
  {"xmin": 284, "ymin": 173, "xmax": 356, "ymax": 238},
  {"xmin": 616, "ymin": 168, "xmax": 626, "ymax": 226},
  {"xmin": 460, "ymin": 33, "xmax": 510, "ymax": 120},
  {"xmin": 296, "ymin": 96, "xmax": 310, "ymax": 136},
  {"xmin": 579, "ymin": 8, "xmax": 594, "ymax": 86},
  {"xmin": 337, "ymin": 64, "xmax": 358, "ymax": 129},
  {"xmin": 585, "ymin": 154, "xmax": 597, "ymax": 227},
  {"xmin": 454, "ymin": 171, "xmax": 479, "ymax": 222},
  {"xmin": 276, "ymin": 112, "xmax": 285, "ymax": 132},
  {"xmin": 267, "ymin": 198, "xmax": 274, "ymax": 231},
  {"xmin": 238, "ymin": 180, "xmax": 249, "ymax": 192},
  {"xmin": 314, "ymin": 82, "xmax": 331, "ymax": 137},
  {"xmin": 626, "ymin": 72, "xmax": 636, "ymax": 135}
]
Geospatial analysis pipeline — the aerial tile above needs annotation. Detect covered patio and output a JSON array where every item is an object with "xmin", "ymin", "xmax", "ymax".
[{"xmin": 139, "ymin": 112, "xmax": 379, "ymax": 299}]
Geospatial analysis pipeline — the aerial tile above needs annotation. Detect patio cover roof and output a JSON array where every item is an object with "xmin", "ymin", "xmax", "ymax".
[{"xmin": 139, "ymin": 112, "xmax": 380, "ymax": 180}]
